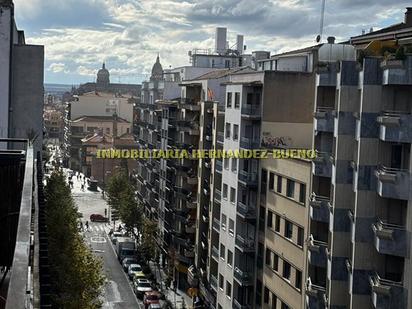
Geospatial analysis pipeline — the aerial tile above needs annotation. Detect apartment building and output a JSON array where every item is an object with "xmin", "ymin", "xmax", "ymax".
[{"xmin": 308, "ymin": 12, "xmax": 412, "ymax": 309}]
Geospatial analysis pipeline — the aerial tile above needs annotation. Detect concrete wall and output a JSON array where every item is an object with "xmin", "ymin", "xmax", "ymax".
[{"xmin": 10, "ymin": 44, "xmax": 44, "ymax": 152}]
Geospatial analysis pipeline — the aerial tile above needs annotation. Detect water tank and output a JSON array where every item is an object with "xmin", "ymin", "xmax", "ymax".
[
  {"xmin": 215, "ymin": 27, "xmax": 227, "ymax": 54},
  {"xmin": 236, "ymin": 35, "xmax": 244, "ymax": 55}
]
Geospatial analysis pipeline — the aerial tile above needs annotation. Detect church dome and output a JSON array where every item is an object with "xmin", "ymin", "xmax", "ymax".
[
  {"xmin": 97, "ymin": 62, "xmax": 110, "ymax": 89},
  {"xmin": 150, "ymin": 55, "xmax": 163, "ymax": 81}
]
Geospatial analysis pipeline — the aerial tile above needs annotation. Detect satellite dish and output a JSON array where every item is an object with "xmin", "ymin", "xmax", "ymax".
[{"xmin": 316, "ymin": 35, "xmax": 321, "ymax": 43}]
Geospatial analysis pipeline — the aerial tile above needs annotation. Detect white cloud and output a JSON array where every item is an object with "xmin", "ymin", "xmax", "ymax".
[{"xmin": 48, "ymin": 62, "xmax": 69, "ymax": 73}]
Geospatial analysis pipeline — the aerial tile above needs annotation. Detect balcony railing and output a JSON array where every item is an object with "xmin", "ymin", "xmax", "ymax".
[
  {"xmin": 215, "ymin": 159, "xmax": 222, "ymax": 173},
  {"xmin": 314, "ymin": 107, "xmax": 335, "ymax": 133},
  {"xmin": 375, "ymin": 165, "xmax": 410, "ymax": 200},
  {"xmin": 239, "ymin": 137, "xmax": 259, "ymax": 149},
  {"xmin": 233, "ymin": 298, "xmax": 252, "ymax": 309},
  {"xmin": 238, "ymin": 170, "xmax": 258, "ymax": 186},
  {"xmin": 235, "ymin": 234, "xmax": 255, "ymax": 252},
  {"xmin": 312, "ymin": 151, "xmax": 332, "ymax": 177},
  {"xmin": 372, "ymin": 220, "xmax": 408, "ymax": 258},
  {"xmin": 233, "ymin": 267, "xmax": 253, "ymax": 286},
  {"xmin": 377, "ymin": 112, "xmax": 412, "ymax": 143},
  {"xmin": 306, "ymin": 277, "xmax": 327, "ymax": 309},
  {"xmin": 316, "ymin": 62, "xmax": 338, "ymax": 86},
  {"xmin": 308, "ymin": 235, "xmax": 328, "ymax": 268},
  {"xmin": 369, "ymin": 272, "xmax": 406, "ymax": 309},
  {"xmin": 210, "ymin": 274, "xmax": 218, "ymax": 291},
  {"xmin": 309, "ymin": 193, "xmax": 331, "ymax": 223},
  {"xmin": 217, "ymin": 132, "xmax": 224, "ymax": 144},
  {"xmin": 212, "ymin": 218, "xmax": 220, "ymax": 232},
  {"xmin": 211, "ymin": 246, "xmax": 219, "ymax": 260},
  {"xmin": 382, "ymin": 57, "xmax": 412, "ymax": 85},
  {"xmin": 214, "ymin": 189, "xmax": 221, "ymax": 204},
  {"xmin": 241, "ymin": 105, "xmax": 261, "ymax": 118},
  {"xmin": 237, "ymin": 201, "xmax": 256, "ymax": 220}
]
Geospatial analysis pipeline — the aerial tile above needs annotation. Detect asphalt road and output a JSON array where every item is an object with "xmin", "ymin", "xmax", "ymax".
[{"xmin": 68, "ymin": 170, "xmax": 141, "ymax": 309}]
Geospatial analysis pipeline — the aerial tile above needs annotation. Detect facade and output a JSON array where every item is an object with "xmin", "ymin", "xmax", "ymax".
[
  {"xmin": 0, "ymin": 0, "xmax": 44, "ymax": 152},
  {"xmin": 44, "ymin": 108, "xmax": 64, "ymax": 140}
]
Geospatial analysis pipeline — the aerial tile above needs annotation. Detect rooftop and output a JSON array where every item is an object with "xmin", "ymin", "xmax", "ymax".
[{"xmin": 71, "ymin": 115, "xmax": 130, "ymax": 123}]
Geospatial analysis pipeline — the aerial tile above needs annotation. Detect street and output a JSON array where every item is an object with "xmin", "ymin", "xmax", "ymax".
[{"xmin": 68, "ymin": 169, "xmax": 141, "ymax": 309}]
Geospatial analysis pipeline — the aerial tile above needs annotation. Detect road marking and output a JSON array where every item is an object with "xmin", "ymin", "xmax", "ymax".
[{"xmin": 91, "ymin": 236, "xmax": 106, "ymax": 243}]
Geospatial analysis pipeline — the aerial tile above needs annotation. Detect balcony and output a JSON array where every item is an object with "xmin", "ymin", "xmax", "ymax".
[
  {"xmin": 308, "ymin": 235, "xmax": 328, "ymax": 268},
  {"xmin": 241, "ymin": 105, "xmax": 261, "ymax": 119},
  {"xmin": 233, "ymin": 298, "xmax": 252, "ymax": 309},
  {"xmin": 316, "ymin": 62, "xmax": 338, "ymax": 86},
  {"xmin": 377, "ymin": 112, "xmax": 412, "ymax": 143},
  {"xmin": 375, "ymin": 166, "xmax": 410, "ymax": 200},
  {"xmin": 381, "ymin": 57, "xmax": 412, "ymax": 85},
  {"xmin": 372, "ymin": 220, "xmax": 408, "ymax": 258},
  {"xmin": 176, "ymin": 252, "xmax": 193, "ymax": 264},
  {"xmin": 306, "ymin": 278, "xmax": 327, "ymax": 309},
  {"xmin": 215, "ymin": 159, "xmax": 222, "ymax": 173},
  {"xmin": 237, "ymin": 201, "xmax": 256, "ymax": 220},
  {"xmin": 370, "ymin": 273, "xmax": 406, "ymax": 309},
  {"xmin": 210, "ymin": 274, "xmax": 218, "ymax": 291},
  {"xmin": 217, "ymin": 132, "xmax": 224, "ymax": 145},
  {"xmin": 238, "ymin": 170, "xmax": 258, "ymax": 186},
  {"xmin": 239, "ymin": 137, "xmax": 259, "ymax": 149},
  {"xmin": 233, "ymin": 266, "xmax": 253, "ymax": 286},
  {"xmin": 314, "ymin": 107, "xmax": 334, "ymax": 133},
  {"xmin": 214, "ymin": 189, "xmax": 221, "ymax": 204},
  {"xmin": 235, "ymin": 234, "xmax": 255, "ymax": 252},
  {"xmin": 309, "ymin": 194, "xmax": 331, "ymax": 223},
  {"xmin": 211, "ymin": 246, "xmax": 219, "ymax": 261},
  {"xmin": 312, "ymin": 151, "xmax": 332, "ymax": 177}
]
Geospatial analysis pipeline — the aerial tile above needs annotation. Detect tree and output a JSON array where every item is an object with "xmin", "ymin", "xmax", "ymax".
[
  {"xmin": 139, "ymin": 218, "xmax": 158, "ymax": 262},
  {"xmin": 45, "ymin": 170, "xmax": 105, "ymax": 308},
  {"xmin": 106, "ymin": 169, "xmax": 130, "ymax": 221}
]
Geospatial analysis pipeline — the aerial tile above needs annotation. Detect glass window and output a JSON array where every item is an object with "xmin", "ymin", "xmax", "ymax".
[
  {"xmin": 269, "ymin": 172, "xmax": 275, "ymax": 190},
  {"xmin": 277, "ymin": 176, "xmax": 282, "ymax": 193},
  {"xmin": 221, "ymin": 214, "xmax": 227, "ymax": 230},
  {"xmin": 275, "ymin": 215, "xmax": 280, "ymax": 232},
  {"xmin": 286, "ymin": 179, "xmax": 294, "ymax": 198},
  {"xmin": 272, "ymin": 294, "xmax": 277, "ymax": 309},
  {"xmin": 226, "ymin": 281, "xmax": 232, "ymax": 298},
  {"xmin": 283, "ymin": 261, "xmax": 291, "ymax": 280},
  {"xmin": 265, "ymin": 248, "xmax": 271, "ymax": 266},
  {"xmin": 299, "ymin": 183, "xmax": 306, "ymax": 204},
  {"xmin": 229, "ymin": 219, "xmax": 234, "ymax": 236},
  {"xmin": 226, "ymin": 92, "xmax": 232, "ymax": 108},
  {"xmin": 219, "ymin": 274, "xmax": 224, "ymax": 289},
  {"xmin": 232, "ymin": 158, "xmax": 238, "ymax": 173},
  {"xmin": 297, "ymin": 227, "xmax": 304, "ymax": 247},
  {"xmin": 273, "ymin": 254, "xmax": 278, "ymax": 272},
  {"xmin": 285, "ymin": 220, "xmax": 293, "ymax": 239},
  {"xmin": 223, "ymin": 184, "xmax": 228, "ymax": 199},
  {"xmin": 233, "ymin": 124, "xmax": 239, "ymax": 140},
  {"xmin": 264, "ymin": 287, "xmax": 270, "ymax": 304},
  {"xmin": 247, "ymin": 93, "xmax": 253, "ymax": 105},
  {"xmin": 224, "ymin": 158, "xmax": 229, "ymax": 170},
  {"xmin": 234, "ymin": 92, "xmax": 240, "ymax": 108},
  {"xmin": 267, "ymin": 211, "xmax": 273, "ymax": 228},
  {"xmin": 230, "ymin": 187, "xmax": 236, "ymax": 204},
  {"xmin": 225, "ymin": 123, "xmax": 231, "ymax": 139},
  {"xmin": 220, "ymin": 244, "xmax": 225, "ymax": 260},
  {"xmin": 295, "ymin": 270, "xmax": 302, "ymax": 290},
  {"xmin": 227, "ymin": 250, "xmax": 233, "ymax": 267}
]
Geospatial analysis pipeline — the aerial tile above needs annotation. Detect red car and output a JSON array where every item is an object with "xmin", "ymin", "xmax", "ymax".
[
  {"xmin": 90, "ymin": 214, "xmax": 108, "ymax": 222},
  {"xmin": 143, "ymin": 291, "xmax": 160, "ymax": 308}
]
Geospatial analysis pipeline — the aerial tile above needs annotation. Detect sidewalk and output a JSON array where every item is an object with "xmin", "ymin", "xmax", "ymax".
[{"xmin": 148, "ymin": 261, "xmax": 194, "ymax": 309}]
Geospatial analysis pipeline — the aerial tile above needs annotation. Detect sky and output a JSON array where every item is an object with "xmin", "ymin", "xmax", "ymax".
[{"xmin": 12, "ymin": 0, "xmax": 410, "ymax": 85}]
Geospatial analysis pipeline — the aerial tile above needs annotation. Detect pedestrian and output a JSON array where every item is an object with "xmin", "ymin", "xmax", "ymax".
[
  {"xmin": 81, "ymin": 183, "xmax": 84, "ymax": 191},
  {"xmin": 85, "ymin": 221, "xmax": 89, "ymax": 230}
]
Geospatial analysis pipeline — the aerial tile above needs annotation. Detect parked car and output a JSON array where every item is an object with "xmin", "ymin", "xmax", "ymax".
[
  {"xmin": 133, "ymin": 278, "xmax": 153, "ymax": 299},
  {"xmin": 143, "ymin": 291, "xmax": 161, "ymax": 309},
  {"xmin": 132, "ymin": 271, "xmax": 146, "ymax": 281},
  {"xmin": 122, "ymin": 257, "xmax": 138, "ymax": 272},
  {"xmin": 128, "ymin": 264, "xmax": 143, "ymax": 280},
  {"xmin": 90, "ymin": 214, "xmax": 108, "ymax": 222},
  {"xmin": 110, "ymin": 231, "xmax": 123, "ymax": 245}
]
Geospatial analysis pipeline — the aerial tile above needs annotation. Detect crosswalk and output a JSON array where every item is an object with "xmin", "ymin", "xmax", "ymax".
[{"xmin": 87, "ymin": 223, "xmax": 112, "ymax": 234}]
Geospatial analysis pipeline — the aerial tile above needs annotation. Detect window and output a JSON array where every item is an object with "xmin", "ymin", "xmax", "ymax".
[
  {"xmin": 220, "ymin": 244, "xmax": 225, "ymax": 260},
  {"xmin": 225, "ymin": 123, "xmax": 231, "ymax": 138},
  {"xmin": 269, "ymin": 172, "xmax": 275, "ymax": 190},
  {"xmin": 234, "ymin": 92, "xmax": 240, "ymax": 108},
  {"xmin": 286, "ymin": 179, "xmax": 295, "ymax": 198},
  {"xmin": 273, "ymin": 254, "xmax": 278, "ymax": 272},
  {"xmin": 247, "ymin": 93, "xmax": 253, "ymax": 105},
  {"xmin": 221, "ymin": 214, "xmax": 227, "ymax": 230},
  {"xmin": 223, "ymin": 184, "xmax": 228, "ymax": 199},
  {"xmin": 219, "ymin": 274, "xmax": 224, "ymax": 289},
  {"xmin": 264, "ymin": 287, "xmax": 270, "ymax": 304},
  {"xmin": 283, "ymin": 261, "xmax": 291, "ymax": 280},
  {"xmin": 281, "ymin": 302, "xmax": 289, "ymax": 309},
  {"xmin": 265, "ymin": 248, "xmax": 271, "ymax": 265},
  {"xmin": 227, "ymin": 92, "xmax": 232, "ymax": 108},
  {"xmin": 226, "ymin": 281, "xmax": 232, "ymax": 298},
  {"xmin": 224, "ymin": 158, "xmax": 229, "ymax": 170},
  {"xmin": 277, "ymin": 176, "xmax": 282, "ymax": 193},
  {"xmin": 295, "ymin": 270, "xmax": 302, "ymax": 290},
  {"xmin": 233, "ymin": 124, "xmax": 239, "ymax": 140},
  {"xmin": 232, "ymin": 158, "xmax": 238, "ymax": 173},
  {"xmin": 230, "ymin": 187, "xmax": 236, "ymax": 204},
  {"xmin": 297, "ymin": 227, "xmax": 304, "ymax": 247},
  {"xmin": 299, "ymin": 183, "xmax": 306, "ymax": 204},
  {"xmin": 267, "ymin": 211, "xmax": 273, "ymax": 228},
  {"xmin": 285, "ymin": 220, "xmax": 293, "ymax": 239},
  {"xmin": 275, "ymin": 215, "xmax": 280, "ymax": 232},
  {"xmin": 229, "ymin": 219, "xmax": 234, "ymax": 236},
  {"xmin": 225, "ymin": 60, "xmax": 230, "ymax": 68},
  {"xmin": 227, "ymin": 250, "xmax": 233, "ymax": 267},
  {"xmin": 271, "ymin": 294, "xmax": 277, "ymax": 309}
]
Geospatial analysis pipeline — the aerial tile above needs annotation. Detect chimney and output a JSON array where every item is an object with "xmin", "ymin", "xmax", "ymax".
[
  {"xmin": 327, "ymin": 36, "xmax": 335, "ymax": 44},
  {"xmin": 112, "ymin": 112, "xmax": 118, "ymax": 138},
  {"xmin": 405, "ymin": 7, "xmax": 412, "ymax": 26}
]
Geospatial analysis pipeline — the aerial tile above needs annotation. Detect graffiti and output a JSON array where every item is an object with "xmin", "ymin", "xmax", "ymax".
[{"xmin": 261, "ymin": 132, "xmax": 292, "ymax": 148}]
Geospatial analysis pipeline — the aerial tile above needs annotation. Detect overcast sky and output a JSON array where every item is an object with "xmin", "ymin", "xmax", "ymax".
[{"xmin": 13, "ymin": 0, "xmax": 410, "ymax": 85}]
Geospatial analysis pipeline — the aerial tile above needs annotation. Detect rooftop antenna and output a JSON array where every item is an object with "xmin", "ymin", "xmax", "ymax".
[{"xmin": 316, "ymin": 0, "xmax": 326, "ymax": 43}]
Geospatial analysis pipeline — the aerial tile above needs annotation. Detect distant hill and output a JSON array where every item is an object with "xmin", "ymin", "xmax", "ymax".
[{"xmin": 44, "ymin": 83, "xmax": 75, "ymax": 95}]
